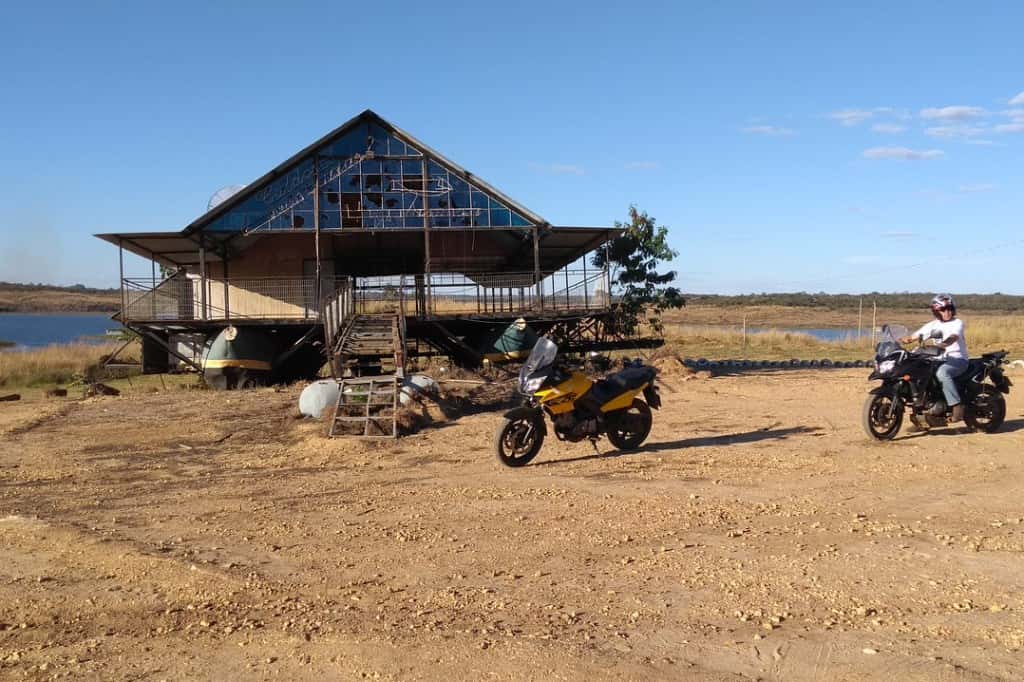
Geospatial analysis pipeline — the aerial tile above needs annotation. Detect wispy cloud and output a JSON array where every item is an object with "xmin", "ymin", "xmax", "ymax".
[
  {"xmin": 871, "ymin": 123, "xmax": 906, "ymax": 134},
  {"xmin": 965, "ymin": 139, "xmax": 995, "ymax": 146},
  {"xmin": 958, "ymin": 183, "xmax": 997, "ymax": 193},
  {"xmin": 879, "ymin": 231, "xmax": 920, "ymax": 239},
  {"xmin": 862, "ymin": 147, "xmax": 945, "ymax": 161},
  {"xmin": 741, "ymin": 125, "xmax": 796, "ymax": 136},
  {"xmin": 529, "ymin": 162, "xmax": 585, "ymax": 176},
  {"xmin": 624, "ymin": 160, "xmax": 660, "ymax": 170},
  {"xmin": 919, "ymin": 105, "xmax": 985, "ymax": 121},
  {"xmin": 994, "ymin": 122, "xmax": 1024, "ymax": 134},
  {"xmin": 874, "ymin": 107, "xmax": 913, "ymax": 120},
  {"xmin": 828, "ymin": 109, "xmax": 873, "ymax": 126},
  {"xmin": 1009, "ymin": 92, "xmax": 1024, "ymax": 106},
  {"xmin": 924, "ymin": 124, "xmax": 987, "ymax": 139}
]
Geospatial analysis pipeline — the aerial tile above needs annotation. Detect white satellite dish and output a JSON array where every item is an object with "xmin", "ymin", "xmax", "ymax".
[{"xmin": 207, "ymin": 184, "xmax": 247, "ymax": 210}]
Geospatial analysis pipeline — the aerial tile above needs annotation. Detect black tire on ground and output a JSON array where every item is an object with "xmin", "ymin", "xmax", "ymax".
[
  {"xmin": 606, "ymin": 399, "xmax": 654, "ymax": 451},
  {"xmin": 965, "ymin": 386, "xmax": 1006, "ymax": 433},
  {"xmin": 862, "ymin": 392, "xmax": 904, "ymax": 441},
  {"xmin": 494, "ymin": 416, "xmax": 545, "ymax": 467}
]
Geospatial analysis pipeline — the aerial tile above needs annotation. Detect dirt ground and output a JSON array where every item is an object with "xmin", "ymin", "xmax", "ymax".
[{"xmin": 2, "ymin": 367, "xmax": 1023, "ymax": 681}]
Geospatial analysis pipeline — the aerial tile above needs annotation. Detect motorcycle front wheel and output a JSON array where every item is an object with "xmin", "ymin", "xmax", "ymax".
[
  {"xmin": 862, "ymin": 392, "xmax": 904, "ymax": 441},
  {"xmin": 965, "ymin": 386, "xmax": 1006, "ymax": 433},
  {"xmin": 606, "ymin": 399, "xmax": 653, "ymax": 451},
  {"xmin": 494, "ymin": 416, "xmax": 545, "ymax": 467}
]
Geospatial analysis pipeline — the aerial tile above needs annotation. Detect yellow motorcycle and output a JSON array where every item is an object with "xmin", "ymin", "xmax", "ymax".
[{"xmin": 494, "ymin": 338, "xmax": 661, "ymax": 467}]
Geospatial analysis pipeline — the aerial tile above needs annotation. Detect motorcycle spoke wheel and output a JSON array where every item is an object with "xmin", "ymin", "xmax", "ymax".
[
  {"xmin": 862, "ymin": 393, "xmax": 903, "ymax": 441},
  {"xmin": 494, "ymin": 417, "xmax": 544, "ymax": 467}
]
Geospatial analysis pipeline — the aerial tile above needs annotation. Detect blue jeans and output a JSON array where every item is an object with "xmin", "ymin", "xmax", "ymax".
[{"xmin": 936, "ymin": 358, "xmax": 969, "ymax": 406}]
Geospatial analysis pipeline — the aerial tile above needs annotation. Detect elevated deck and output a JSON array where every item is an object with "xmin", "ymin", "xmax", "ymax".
[{"xmin": 120, "ymin": 267, "xmax": 610, "ymax": 327}]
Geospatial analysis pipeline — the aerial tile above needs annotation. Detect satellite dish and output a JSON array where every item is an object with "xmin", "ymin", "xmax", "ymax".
[{"xmin": 207, "ymin": 184, "xmax": 246, "ymax": 210}]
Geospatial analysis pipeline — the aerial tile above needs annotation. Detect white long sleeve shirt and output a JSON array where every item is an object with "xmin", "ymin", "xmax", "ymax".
[{"xmin": 912, "ymin": 318, "xmax": 968, "ymax": 360}]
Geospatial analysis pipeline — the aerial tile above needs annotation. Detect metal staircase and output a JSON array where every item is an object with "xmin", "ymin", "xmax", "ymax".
[{"xmin": 332, "ymin": 314, "xmax": 404, "ymax": 377}]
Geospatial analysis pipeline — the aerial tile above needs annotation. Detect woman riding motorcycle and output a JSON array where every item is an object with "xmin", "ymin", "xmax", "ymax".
[{"xmin": 899, "ymin": 294, "xmax": 968, "ymax": 422}]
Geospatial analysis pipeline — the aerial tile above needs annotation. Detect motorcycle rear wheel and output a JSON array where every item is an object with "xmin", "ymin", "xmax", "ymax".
[
  {"xmin": 494, "ymin": 416, "xmax": 545, "ymax": 467},
  {"xmin": 965, "ymin": 386, "xmax": 1006, "ymax": 433},
  {"xmin": 862, "ymin": 392, "xmax": 903, "ymax": 441},
  {"xmin": 606, "ymin": 399, "xmax": 653, "ymax": 451}
]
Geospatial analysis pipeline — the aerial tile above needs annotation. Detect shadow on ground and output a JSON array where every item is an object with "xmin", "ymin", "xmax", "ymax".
[{"xmin": 533, "ymin": 425, "xmax": 821, "ymax": 466}]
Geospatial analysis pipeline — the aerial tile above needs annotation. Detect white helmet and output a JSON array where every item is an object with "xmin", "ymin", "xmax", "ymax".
[{"xmin": 930, "ymin": 294, "xmax": 955, "ymax": 318}]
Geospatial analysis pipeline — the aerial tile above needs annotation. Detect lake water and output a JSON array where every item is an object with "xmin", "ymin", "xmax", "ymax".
[
  {"xmin": 0, "ymin": 313, "xmax": 119, "ymax": 349},
  {"xmin": 764, "ymin": 328, "xmax": 866, "ymax": 342}
]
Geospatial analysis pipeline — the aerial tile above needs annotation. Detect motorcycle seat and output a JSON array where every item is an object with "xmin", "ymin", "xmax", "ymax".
[{"xmin": 587, "ymin": 366, "xmax": 656, "ymax": 406}]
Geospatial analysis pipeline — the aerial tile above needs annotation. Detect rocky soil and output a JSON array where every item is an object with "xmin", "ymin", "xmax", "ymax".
[{"xmin": 1, "ymin": 367, "xmax": 1023, "ymax": 680}]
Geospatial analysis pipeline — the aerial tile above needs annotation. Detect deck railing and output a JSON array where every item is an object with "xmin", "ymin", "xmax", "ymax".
[
  {"xmin": 121, "ymin": 267, "xmax": 610, "ymax": 323},
  {"xmin": 121, "ymin": 276, "xmax": 337, "ymax": 322}
]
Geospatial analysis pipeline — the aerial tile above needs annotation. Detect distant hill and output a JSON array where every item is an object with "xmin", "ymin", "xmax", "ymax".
[{"xmin": 0, "ymin": 282, "xmax": 120, "ymax": 313}]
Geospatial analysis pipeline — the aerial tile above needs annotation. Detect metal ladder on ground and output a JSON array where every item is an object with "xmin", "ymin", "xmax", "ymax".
[{"xmin": 329, "ymin": 375, "xmax": 399, "ymax": 438}]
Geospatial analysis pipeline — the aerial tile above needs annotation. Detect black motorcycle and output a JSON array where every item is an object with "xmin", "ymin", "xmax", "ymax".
[{"xmin": 863, "ymin": 324, "xmax": 1012, "ymax": 440}]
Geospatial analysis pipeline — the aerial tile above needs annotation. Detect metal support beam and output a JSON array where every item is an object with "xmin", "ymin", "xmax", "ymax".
[
  {"xmin": 199, "ymin": 242, "xmax": 208, "ymax": 321},
  {"xmin": 118, "ymin": 239, "xmax": 126, "ymax": 321},
  {"xmin": 532, "ymin": 227, "xmax": 541, "ymax": 310},
  {"xmin": 313, "ymin": 156, "xmax": 321, "ymax": 310},
  {"xmin": 222, "ymin": 257, "xmax": 230, "ymax": 320},
  {"xmin": 421, "ymin": 158, "xmax": 432, "ymax": 317}
]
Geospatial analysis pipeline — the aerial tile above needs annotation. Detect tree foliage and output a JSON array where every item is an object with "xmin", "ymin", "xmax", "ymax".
[{"xmin": 592, "ymin": 206, "xmax": 684, "ymax": 334}]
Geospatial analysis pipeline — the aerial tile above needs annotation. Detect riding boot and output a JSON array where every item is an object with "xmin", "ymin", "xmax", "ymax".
[{"xmin": 950, "ymin": 404, "xmax": 965, "ymax": 423}]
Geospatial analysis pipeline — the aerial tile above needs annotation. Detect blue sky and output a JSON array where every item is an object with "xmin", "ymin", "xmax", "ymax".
[{"xmin": 1, "ymin": 1, "xmax": 1022, "ymax": 294}]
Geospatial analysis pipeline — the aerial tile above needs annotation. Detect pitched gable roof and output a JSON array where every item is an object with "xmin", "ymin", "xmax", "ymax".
[{"xmin": 183, "ymin": 109, "xmax": 548, "ymax": 235}]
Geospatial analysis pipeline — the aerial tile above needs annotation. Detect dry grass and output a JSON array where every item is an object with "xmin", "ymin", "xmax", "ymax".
[
  {"xmin": 660, "ymin": 315, "xmax": 1024, "ymax": 361},
  {"xmin": 0, "ymin": 342, "xmax": 140, "ymax": 388}
]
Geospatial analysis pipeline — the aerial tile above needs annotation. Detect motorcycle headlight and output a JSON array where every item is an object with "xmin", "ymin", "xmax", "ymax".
[
  {"xmin": 521, "ymin": 376, "xmax": 545, "ymax": 394},
  {"xmin": 876, "ymin": 359, "xmax": 897, "ymax": 376}
]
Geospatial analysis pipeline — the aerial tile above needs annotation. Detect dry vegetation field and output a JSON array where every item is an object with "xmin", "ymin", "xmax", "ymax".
[
  {"xmin": 0, "ymin": 284, "xmax": 118, "ymax": 314},
  {"xmin": 0, "ymin": 342, "xmax": 138, "ymax": 389},
  {"xmin": 659, "ymin": 306, "xmax": 1024, "ymax": 362}
]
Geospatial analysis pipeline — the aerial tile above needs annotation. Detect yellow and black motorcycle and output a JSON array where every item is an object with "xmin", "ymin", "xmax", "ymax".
[{"xmin": 495, "ymin": 337, "xmax": 661, "ymax": 467}]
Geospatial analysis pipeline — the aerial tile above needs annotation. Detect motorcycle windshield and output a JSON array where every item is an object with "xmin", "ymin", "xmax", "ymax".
[
  {"xmin": 519, "ymin": 337, "xmax": 558, "ymax": 393},
  {"xmin": 876, "ymin": 323, "xmax": 908, "ymax": 359}
]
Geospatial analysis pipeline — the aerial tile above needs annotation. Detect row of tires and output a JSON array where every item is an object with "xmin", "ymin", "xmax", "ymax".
[{"xmin": 684, "ymin": 358, "xmax": 872, "ymax": 370}]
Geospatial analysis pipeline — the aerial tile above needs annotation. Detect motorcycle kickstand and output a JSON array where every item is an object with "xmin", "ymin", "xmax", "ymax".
[{"xmin": 589, "ymin": 438, "xmax": 602, "ymax": 456}]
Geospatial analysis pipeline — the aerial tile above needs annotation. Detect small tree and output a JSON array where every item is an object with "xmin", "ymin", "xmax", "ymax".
[{"xmin": 592, "ymin": 205, "xmax": 684, "ymax": 335}]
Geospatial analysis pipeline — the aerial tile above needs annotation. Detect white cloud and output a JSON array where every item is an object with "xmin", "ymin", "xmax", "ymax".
[
  {"xmin": 871, "ymin": 123, "xmax": 906, "ymax": 134},
  {"xmin": 1009, "ymin": 92, "xmax": 1024, "ymax": 106},
  {"xmin": 550, "ymin": 164, "xmax": 585, "ymax": 176},
  {"xmin": 919, "ymin": 106, "xmax": 985, "ymax": 121},
  {"xmin": 741, "ymin": 125, "xmax": 796, "ymax": 136},
  {"xmin": 958, "ymin": 183, "xmax": 997, "ymax": 193},
  {"xmin": 828, "ymin": 109, "xmax": 873, "ymax": 126},
  {"xmin": 994, "ymin": 122, "xmax": 1024, "ymax": 134},
  {"xmin": 529, "ymin": 162, "xmax": 585, "ymax": 176},
  {"xmin": 965, "ymin": 139, "xmax": 995, "ymax": 146},
  {"xmin": 624, "ymin": 161, "xmax": 660, "ymax": 170},
  {"xmin": 862, "ymin": 147, "xmax": 945, "ymax": 160},
  {"xmin": 879, "ymin": 231, "xmax": 920, "ymax": 239},
  {"xmin": 924, "ymin": 125, "xmax": 986, "ymax": 139}
]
